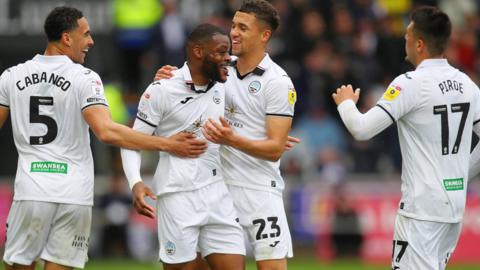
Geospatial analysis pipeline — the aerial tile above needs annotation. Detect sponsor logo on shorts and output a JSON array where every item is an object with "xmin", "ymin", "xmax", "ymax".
[
  {"xmin": 72, "ymin": 235, "xmax": 89, "ymax": 251},
  {"xmin": 269, "ymin": 241, "xmax": 280, "ymax": 247},
  {"xmin": 31, "ymin": 161, "xmax": 68, "ymax": 174},
  {"xmin": 443, "ymin": 178, "xmax": 464, "ymax": 191},
  {"xmin": 165, "ymin": 241, "xmax": 176, "ymax": 255}
]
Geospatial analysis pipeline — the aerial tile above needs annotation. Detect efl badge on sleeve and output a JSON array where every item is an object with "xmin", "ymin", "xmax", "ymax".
[
  {"xmin": 383, "ymin": 85, "xmax": 401, "ymax": 101},
  {"xmin": 288, "ymin": 88, "xmax": 297, "ymax": 105}
]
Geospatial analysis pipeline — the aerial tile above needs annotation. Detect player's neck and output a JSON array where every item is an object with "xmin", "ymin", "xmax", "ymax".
[
  {"xmin": 187, "ymin": 62, "xmax": 209, "ymax": 85},
  {"xmin": 236, "ymin": 50, "xmax": 266, "ymax": 75},
  {"xmin": 44, "ymin": 43, "xmax": 69, "ymax": 58},
  {"xmin": 414, "ymin": 54, "xmax": 443, "ymax": 67}
]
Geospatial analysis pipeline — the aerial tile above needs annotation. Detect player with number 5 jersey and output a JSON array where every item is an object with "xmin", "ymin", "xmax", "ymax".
[{"xmin": 0, "ymin": 7, "xmax": 207, "ymax": 270}]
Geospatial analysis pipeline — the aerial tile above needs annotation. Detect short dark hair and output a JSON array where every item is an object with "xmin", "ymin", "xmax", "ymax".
[
  {"xmin": 44, "ymin": 6, "xmax": 84, "ymax": 42},
  {"xmin": 239, "ymin": 0, "xmax": 280, "ymax": 32},
  {"xmin": 187, "ymin": 23, "xmax": 226, "ymax": 46},
  {"xmin": 411, "ymin": 6, "xmax": 451, "ymax": 55}
]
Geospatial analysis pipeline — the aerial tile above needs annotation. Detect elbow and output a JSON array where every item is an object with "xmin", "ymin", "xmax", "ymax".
[
  {"xmin": 351, "ymin": 131, "xmax": 373, "ymax": 141},
  {"xmin": 267, "ymin": 146, "xmax": 284, "ymax": 162},
  {"xmin": 349, "ymin": 125, "xmax": 374, "ymax": 141},
  {"xmin": 97, "ymin": 130, "xmax": 114, "ymax": 144},
  {"xmin": 268, "ymin": 154, "xmax": 282, "ymax": 162},
  {"xmin": 95, "ymin": 123, "xmax": 117, "ymax": 145}
]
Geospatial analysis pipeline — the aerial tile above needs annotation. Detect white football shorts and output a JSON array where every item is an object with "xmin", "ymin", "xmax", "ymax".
[
  {"xmin": 3, "ymin": 200, "xmax": 91, "ymax": 269},
  {"xmin": 392, "ymin": 214, "xmax": 461, "ymax": 270},
  {"xmin": 156, "ymin": 180, "xmax": 245, "ymax": 264},
  {"xmin": 227, "ymin": 185, "xmax": 293, "ymax": 261}
]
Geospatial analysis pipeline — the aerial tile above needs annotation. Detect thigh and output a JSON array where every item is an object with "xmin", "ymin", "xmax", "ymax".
[
  {"xmin": 437, "ymin": 223, "xmax": 461, "ymax": 270},
  {"xmin": 392, "ymin": 215, "xmax": 459, "ymax": 270},
  {"xmin": 41, "ymin": 204, "xmax": 91, "ymax": 269},
  {"xmin": 199, "ymin": 182, "xmax": 245, "ymax": 258},
  {"xmin": 3, "ymin": 201, "xmax": 56, "ymax": 266},
  {"xmin": 205, "ymin": 253, "xmax": 244, "ymax": 270},
  {"xmin": 156, "ymin": 192, "xmax": 205, "ymax": 264},
  {"xmin": 228, "ymin": 186, "xmax": 293, "ymax": 261}
]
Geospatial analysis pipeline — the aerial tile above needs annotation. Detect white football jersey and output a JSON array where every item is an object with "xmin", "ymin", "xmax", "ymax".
[
  {"xmin": 221, "ymin": 54, "xmax": 296, "ymax": 193},
  {"xmin": 0, "ymin": 55, "xmax": 108, "ymax": 205},
  {"xmin": 377, "ymin": 59, "xmax": 480, "ymax": 222},
  {"xmin": 134, "ymin": 63, "xmax": 224, "ymax": 196}
]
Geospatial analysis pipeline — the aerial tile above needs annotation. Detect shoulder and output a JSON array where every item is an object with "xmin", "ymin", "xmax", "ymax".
[
  {"xmin": 73, "ymin": 66, "xmax": 103, "ymax": 85},
  {"xmin": 1, "ymin": 60, "xmax": 31, "ymax": 77},
  {"xmin": 390, "ymin": 71, "xmax": 419, "ymax": 90},
  {"xmin": 265, "ymin": 64, "xmax": 294, "ymax": 91}
]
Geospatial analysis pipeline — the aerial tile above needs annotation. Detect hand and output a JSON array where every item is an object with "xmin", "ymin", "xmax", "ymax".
[
  {"xmin": 285, "ymin": 136, "xmax": 301, "ymax": 151},
  {"xmin": 202, "ymin": 117, "xmax": 236, "ymax": 146},
  {"xmin": 167, "ymin": 132, "xmax": 208, "ymax": 158},
  {"xmin": 132, "ymin": 182, "xmax": 156, "ymax": 219},
  {"xmin": 154, "ymin": 65, "xmax": 177, "ymax": 81},
  {"xmin": 332, "ymin": 84, "xmax": 360, "ymax": 106}
]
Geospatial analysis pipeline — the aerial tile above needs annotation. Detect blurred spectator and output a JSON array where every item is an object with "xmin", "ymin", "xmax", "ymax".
[
  {"xmin": 330, "ymin": 184, "xmax": 363, "ymax": 257},
  {"xmin": 97, "ymin": 174, "xmax": 132, "ymax": 257},
  {"xmin": 112, "ymin": 0, "xmax": 163, "ymax": 94},
  {"xmin": 281, "ymin": 102, "xmax": 348, "ymax": 183},
  {"xmin": 157, "ymin": 0, "xmax": 187, "ymax": 67}
]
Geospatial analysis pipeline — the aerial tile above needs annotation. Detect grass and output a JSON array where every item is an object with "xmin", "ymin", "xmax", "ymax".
[{"xmin": 5, "ymin": 257, "xmax": 479, "ymax": 270}]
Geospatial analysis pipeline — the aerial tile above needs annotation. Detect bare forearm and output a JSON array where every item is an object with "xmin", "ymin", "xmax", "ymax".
[
  {"xmin": 96, "ymin": 122, "xmax": 170, "ymax": 151},
  {"xmin": 0, "ymin": 107, "xmax": 8, "ymax": 129},
  {"xmin": 231, "ymin": 135, "xmax": 284, "ymax": 162}
]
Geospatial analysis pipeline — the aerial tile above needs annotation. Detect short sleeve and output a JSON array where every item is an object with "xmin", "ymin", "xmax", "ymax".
[
  {"xmin": 0, "ymin": 68, "xmax": 11, "ymax": 107},
  {"xmin": 135, "ymin": 81, "xmax": 168, "ymax": 128},
  {"xmin": 78, "ymin": 69, "xmax": 109, "ymax": 110},
  {"xmin": 376, "ymin": 73, "xmax": 419, "ymax": 121},
  {"xmin": 264, "ymin": 76, "xmax": 296, "ymax": 117}
]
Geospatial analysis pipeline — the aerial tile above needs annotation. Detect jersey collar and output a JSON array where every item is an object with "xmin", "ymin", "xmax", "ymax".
[
  {"xmin": 416, "ymin": 58, "xmax": 448, "ymax": 69},
  {"xmin": 180, "ymin": 62, "xmax": 216, "ymax": 93},
  {"xmin": 33, "ymin": 54, "xmax": 74, "ymax": 64},
  {"xmin": 231, "ymin": 53, "xmax": 272, "ymax": 80}
]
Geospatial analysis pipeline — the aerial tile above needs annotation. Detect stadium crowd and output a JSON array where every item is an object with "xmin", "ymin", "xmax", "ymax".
[{"xmin": 106, "ymin": 0, "xmax": 480, "ymax": 180}]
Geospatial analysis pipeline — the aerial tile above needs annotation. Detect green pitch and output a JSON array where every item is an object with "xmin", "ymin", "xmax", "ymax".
[{"xmin": 9, "ymin": 257, "xmax": 479, "ymax": 270}]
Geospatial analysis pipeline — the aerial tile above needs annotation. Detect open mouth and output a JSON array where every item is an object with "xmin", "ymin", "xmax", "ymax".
[{"xmin": 220, "ymin": 64, "xmax": 229, "ymax": 76}]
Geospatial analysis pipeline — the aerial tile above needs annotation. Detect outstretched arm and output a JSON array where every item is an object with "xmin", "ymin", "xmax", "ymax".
[{"xmin": 82, "ymin": 105, "xmax": 207, "ymax": 155}]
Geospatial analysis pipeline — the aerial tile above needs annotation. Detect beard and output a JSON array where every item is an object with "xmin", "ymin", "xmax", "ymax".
[{"xmin": 202, "ymin": 57, "xmax": 224, "ymax": 83}]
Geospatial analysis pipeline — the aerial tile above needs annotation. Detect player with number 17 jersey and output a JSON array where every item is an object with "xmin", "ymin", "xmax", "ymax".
[
  {"xmin": 0, "ymin": 54, "xmax": 108, "ymax": 206},
  {"xmin": 376, "ymin": 59, "xmax": 480, "ymax": 223}
]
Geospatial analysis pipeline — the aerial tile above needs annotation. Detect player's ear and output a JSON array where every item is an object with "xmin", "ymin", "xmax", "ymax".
[
  {"xmin": 416, "ymin": 38, "xmax": 425, "ymax": 54},
  {"xmin": 192, "ymin": 44, "xmax": 204, "ymax": 59},
  {"xmin": 261, "ymin": 29, "xmax": 272, "ymax": 43},
  {"xmin": 61, "ymin": 32, "xmax": 72, "ymax": 47}
]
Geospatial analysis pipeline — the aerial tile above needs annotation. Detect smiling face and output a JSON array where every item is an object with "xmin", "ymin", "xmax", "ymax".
[
  {"xmin": 201, "ymin": 33, "xmax": 231, "ymax": 83},
  {"xmin": 230, "ymin": 11, "xmax": 267, "ymax": 57},
  {"xmin": 66, "ymin": 17, "xmax": 94, "ymax": 64}
]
